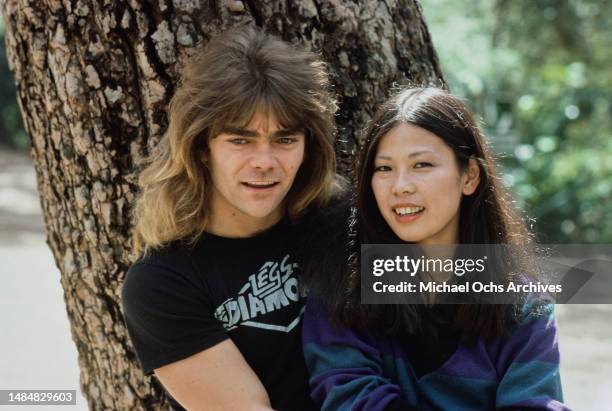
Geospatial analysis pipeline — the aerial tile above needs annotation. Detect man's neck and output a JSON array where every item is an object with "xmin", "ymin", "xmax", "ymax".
[{"xmin": 206, "ymin": 209, "xmax": 283, "ymax": 238}]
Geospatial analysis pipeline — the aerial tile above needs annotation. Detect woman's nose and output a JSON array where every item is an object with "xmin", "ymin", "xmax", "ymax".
[{"xmin": 391, "ymin": 170, "xmax": 417, "ymax": 195}]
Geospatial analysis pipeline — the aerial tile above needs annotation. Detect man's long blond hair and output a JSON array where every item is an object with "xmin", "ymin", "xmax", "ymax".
[{"xmin": 131, "ymin": 26, "xmax": 339, "ymax": 255}]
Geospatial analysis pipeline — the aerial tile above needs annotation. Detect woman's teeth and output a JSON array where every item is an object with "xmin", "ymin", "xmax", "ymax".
[{"xmin": 393, "ymin": 206, "xmax": 424, "ymax": 216}]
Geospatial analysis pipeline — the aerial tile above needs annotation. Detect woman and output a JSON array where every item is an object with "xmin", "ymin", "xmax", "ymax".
[{"xmin": 302, "ymin": 87, "xmax": 567, "ymax": 410}]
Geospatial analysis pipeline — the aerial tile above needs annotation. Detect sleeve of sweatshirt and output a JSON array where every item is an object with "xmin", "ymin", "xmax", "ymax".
[
  {"xmin": 302, "ymin": 300, "xmax": 419, "ymax": 411},
  {"xmin": 495, "ymin": 301, "xmax": 569, "ymax": 410}
]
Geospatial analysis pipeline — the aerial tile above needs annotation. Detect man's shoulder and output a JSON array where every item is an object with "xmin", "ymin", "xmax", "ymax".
[
  {"xmin": 294, "ymin": 192, "xmax": 351, "ymax": 275},
  {"xmin": 124, "ymin": 241, "xmax": 204, "ymax": 293},
  {"xmin": 132, "ymin": 240, "xmax": 192, "ymax": 269},
  {"xmin": 298, "ymin": 191, "xmax": 351, "ymax": 230}
]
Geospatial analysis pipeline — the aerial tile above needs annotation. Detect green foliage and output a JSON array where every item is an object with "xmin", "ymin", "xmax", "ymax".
[{"xmin": 421, "ymin": 0, "xmax": 612, "ymax": 243}]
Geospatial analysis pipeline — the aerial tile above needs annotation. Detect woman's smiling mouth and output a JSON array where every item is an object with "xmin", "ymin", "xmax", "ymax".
[
  {"xmin": 393, "ymin": 206, "xmax": 425, "ymax": 216},
  {"xmin": 392, "ymin": 205, "xmax": 425, "ymax": 222}
]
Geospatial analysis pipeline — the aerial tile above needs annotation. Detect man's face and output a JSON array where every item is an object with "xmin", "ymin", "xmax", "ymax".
[{"xmin": 205, "ymin": 110, "xmax": 305, "ymax": 235}]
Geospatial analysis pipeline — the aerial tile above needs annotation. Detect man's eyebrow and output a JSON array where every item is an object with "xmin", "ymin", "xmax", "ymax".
[
  {"xmin": 219, "ymin": 126, "xmax": 304, "ymax": 138},
  {"xmin": 219, "ymin": 126, "xmax": 259, "ymax": 137},
  {"xmin": 271, "ymin": 127, "xmax": 305, "ymax": 138}
]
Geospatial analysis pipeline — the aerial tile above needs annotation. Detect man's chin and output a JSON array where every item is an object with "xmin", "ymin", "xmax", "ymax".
[{"xmin": 239, "ymin": 204, "xmax": 284, "ymax": 221}]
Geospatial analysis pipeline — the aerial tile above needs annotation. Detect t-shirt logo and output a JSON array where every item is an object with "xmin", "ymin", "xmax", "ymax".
[{"xmin": 213, "ymin": 254, "xmax": 305, "ymax": 332}]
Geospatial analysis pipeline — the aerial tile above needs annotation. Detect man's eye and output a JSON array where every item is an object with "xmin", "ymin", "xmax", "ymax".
[
  {"xmin": 374, "ymin": 165, "xmax": 392, "ymax": 172},
  {"xmin": 414, "ymin": 162, "xmax": 433, "ymax": 168},
  {"xmin": 230, "ymin": 138, "xmax": 249, "ymax": 145},
  {"xmin": 277, "ymin": 137, "xmax": 297, "ymax": 145}
]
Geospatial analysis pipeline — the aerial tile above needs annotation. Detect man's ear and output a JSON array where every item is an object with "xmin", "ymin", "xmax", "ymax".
[
  {"xmin": 198, "ymin": 133, "xmax": 209, "ymax": 164},
  {"xmin": 462, "ymin": 158, "xmax": 480, "ymax": 196},
  {"xmin": 200, "ymin": 147, "xmax": 209, "ymax": 165}
]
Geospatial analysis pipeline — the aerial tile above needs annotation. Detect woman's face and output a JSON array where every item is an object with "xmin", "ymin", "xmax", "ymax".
[{"xmin": 370, "ymin": 123, "xmax": 479, "ymax": 245}]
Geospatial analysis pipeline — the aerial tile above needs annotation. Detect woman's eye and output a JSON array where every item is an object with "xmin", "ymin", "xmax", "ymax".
[
  {"xmin": 230, "ymin": 138, "xmax": 249, "ymax": 145},
  {"xmin": 414, "ymin": 162, "xmax": 433, "ymax": 168},
  {"xmin": 374, "ymin": 165, "xmax": 392, "ymax": 172}
]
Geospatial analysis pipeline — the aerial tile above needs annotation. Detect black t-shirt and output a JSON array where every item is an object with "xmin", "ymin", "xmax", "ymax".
[{"xmin": 121, "ymin": 220, "xmax": 316, "ymax": 411}]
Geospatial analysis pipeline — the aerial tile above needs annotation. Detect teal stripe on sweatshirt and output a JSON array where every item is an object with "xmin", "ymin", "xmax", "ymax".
[
  {"xmin": 304, "ymin": 342, "xmax": 385, "ymax": 379},
  {"xmin": 419, "ymin": 373, "xmax": 496, "ymax": 410},
  {"xmin": 496, "ymin": 360, "xmax": 563, "ymax": 407}
]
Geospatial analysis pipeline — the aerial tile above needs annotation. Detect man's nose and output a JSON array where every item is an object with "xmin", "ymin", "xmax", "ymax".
[
  {"xmin": 391, "ymin": 170, "xmax": 417, "ymax": 195},
  {"xmin": 250, "ymin": 142, "xmax": 276, "ymax": 170}
]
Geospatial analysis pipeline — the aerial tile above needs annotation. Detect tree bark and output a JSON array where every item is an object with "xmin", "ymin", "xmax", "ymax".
[{"xmin": 1, "ymin": 0, "xmax": 444, "ymax": 409}]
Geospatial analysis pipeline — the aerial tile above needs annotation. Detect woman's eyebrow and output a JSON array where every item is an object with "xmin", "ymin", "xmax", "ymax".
[
  {"xmin": 376, "ymin": 150, "xmax": 434, "ymax": 160},
  {"xmin": 407, "ymin": 149, "xmax": 435, "ymax": 157}
]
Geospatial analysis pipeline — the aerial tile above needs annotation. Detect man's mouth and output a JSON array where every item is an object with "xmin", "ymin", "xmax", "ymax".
[
  {"xmin": 393, "ymin": 206, "xmax": 425, "ymax": 216},
  {"xmin": 242, "ymin": 181, "xmax": 279, "ymax": 189}
]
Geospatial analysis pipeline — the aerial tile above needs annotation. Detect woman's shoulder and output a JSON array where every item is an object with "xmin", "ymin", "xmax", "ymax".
[{"xmin": 516, "ymin": 294, "xmax": 556, "ymax": 325}]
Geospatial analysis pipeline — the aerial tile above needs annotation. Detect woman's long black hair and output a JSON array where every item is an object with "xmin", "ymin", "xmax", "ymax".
[{"xmin": 306, "ymin": 87, "xmax": 533, "ymax": 340}]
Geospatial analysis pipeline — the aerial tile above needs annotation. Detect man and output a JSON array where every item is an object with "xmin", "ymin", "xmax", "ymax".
[{"xmin": 121, "ymin": 26, "xmax": 342, "ymax": 410}]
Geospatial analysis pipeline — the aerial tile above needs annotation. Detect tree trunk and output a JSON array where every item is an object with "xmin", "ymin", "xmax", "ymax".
[{"xmin": 0, "ymin": 0, "xmax": 444, "ymax": 409}]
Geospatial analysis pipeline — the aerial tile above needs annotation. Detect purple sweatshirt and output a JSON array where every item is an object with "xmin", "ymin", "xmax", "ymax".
[{"xmin": 303, "ymin": 301, "xmax": 569, "ymax": 410}]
